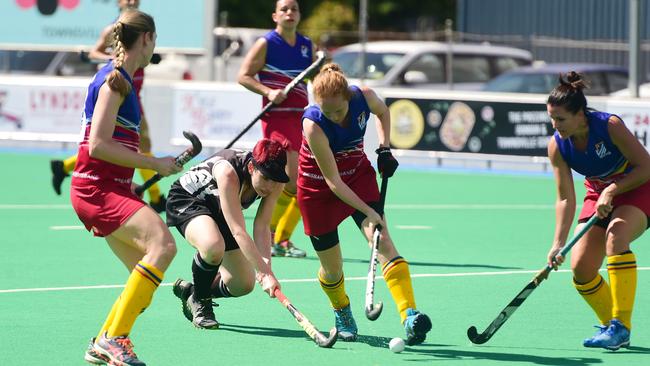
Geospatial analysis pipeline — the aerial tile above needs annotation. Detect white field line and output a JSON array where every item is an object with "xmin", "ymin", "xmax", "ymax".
[
  {"xmin": 0, "ymin": 204, "xmax": 70, "ymax": 209},
  {"xmin": 50, "ymin": 225, "xmax": 84, "ymax": 230},
  {"xmin": 2, "ymin": 267, "xmax": 649, "ymax": 294},
  {"xmin": 386, "ymin": 204, "xmax": 557, "ymax": 210},
  {"xmin": 395, "ymin": 225, "xmax": 432, "ymax": 230},
  {"xmin": 0, "ymin": 203, "xmax": 561, "ymax": 210}
]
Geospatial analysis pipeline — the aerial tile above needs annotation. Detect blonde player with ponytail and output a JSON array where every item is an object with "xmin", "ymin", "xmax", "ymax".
[
  {"xmin": 69, "ymin": 10, "xmax": 181, "ymax": 366},
  {"xmin": 50, "ymin": 0, "xmax": 167, "ymax": 214}
]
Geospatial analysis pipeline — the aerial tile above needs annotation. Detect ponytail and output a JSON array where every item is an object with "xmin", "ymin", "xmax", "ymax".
[
  {"xmin": 106, "ymin": 21, "xmax": 132, "ymax": 96},
  {"xmin": 312, "ymin": 62, "xmax": 352, "ymax": 102},
  {"xmin": 104, "ymin": 9, "xmax": 155, "ymax": 97}
]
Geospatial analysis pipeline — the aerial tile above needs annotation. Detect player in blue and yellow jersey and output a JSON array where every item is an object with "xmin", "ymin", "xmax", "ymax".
[
  {"xmin": 69, "ymin": 10, "xmax": 181, "ymax": 366},
  {"xmin": 51, "ymin": 0, "xmax": 168, "ymax": 213},
  {"xmin": 297, "ymin": 63, "xmax": 432, "ymax": 345},
  {"xmin": 238, "ymin": 0, "xmax": 316, "ymax": 258},
  {"xmin": 546, "ymin": 72, "xmax": 650, "ymax": 351}
]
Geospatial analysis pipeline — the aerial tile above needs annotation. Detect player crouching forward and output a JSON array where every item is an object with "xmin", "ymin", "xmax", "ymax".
[
  {"xmin": 297, "ymin": 63, "xmax": 432, "ymax": 344},
  {"xmin": 168, "ymin": 139, "xmax": 286, "ymax": 328}
]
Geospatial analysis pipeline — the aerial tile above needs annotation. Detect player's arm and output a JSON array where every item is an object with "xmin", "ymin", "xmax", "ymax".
[
  {"xmin": 253, "ymin": 184, "xmax": 283, "ymax": 263},
  {"xmin": 238, "ymin": 39, "xmax": 270, "ymax": 95},
  {"xmin": 213, "ymin": 163, "xmax": 278, "ymax": 291},
  {"xmin": 88, "ymin": 84, "xmax": 161, "ymax": 171},
  {"xmin": 362, "ymin": 87, "xmax": 390, "ymax": 147},
  {"xmin": 238, "ymin": 38, "xmax": 287, "ymax": 105},
  {"xmin": 603, "ymin": 116, "xmax": 650, "ymax": 195},
  {"xmin": 304, "ymin": 118, "xmax": 383, "ymax": 224},
  {"xmin": 547, "ymin": 137, "xmax": 576, "ymax": 267},
  {"xmin": 88, "ymin": 25, "xmax": 114, "ymax": 61},
  {"xmin": 214, "ymin": 162, "xmax": 269, "ymax": 272}
]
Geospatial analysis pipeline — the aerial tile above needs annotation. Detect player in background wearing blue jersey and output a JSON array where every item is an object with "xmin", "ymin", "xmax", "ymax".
[
  {"xmin": 238, "ymin": 0, "xmax": 316, "ymax": 258},
  {"xmin": 546, "ymin": 72, "xmax": 650, "ymax": 350}
]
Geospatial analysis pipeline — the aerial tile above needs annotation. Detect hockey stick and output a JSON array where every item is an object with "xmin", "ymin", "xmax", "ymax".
[
  {"xmin": 467, "ymin": 214, "xmax": 599, "ymax": 344},
  {"xmin": 224, "ymin": 50, "xmax": 327, "ymax": 149},
  {"xmin": 134, "ymin": 131, "xmax": 202, "ymax": 196},
  {"xmin": 274, "ymin": 288, "xmax": 338, "ymax": 348},
  {"xmin": 365, "ymin": 177, "xmax": 389, "ymax": 320}
]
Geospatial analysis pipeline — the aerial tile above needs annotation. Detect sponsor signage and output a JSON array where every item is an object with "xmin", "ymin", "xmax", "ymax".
[
  {"xmin": 0, "ymin": 0, "xmax": 204, "ymax": 50},
  {"xmin": 387, "ymin": 98, "xmax": 553, "ymax": 156},
  {"xmin": 172, "ymin": 85, "xmax": 263, "ymax": 147},
  {"xmin": 0, "ymin": 80, "xmax": 87, "ymax": 134}
]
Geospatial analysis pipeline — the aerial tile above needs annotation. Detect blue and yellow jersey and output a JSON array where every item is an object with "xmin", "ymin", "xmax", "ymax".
[{"xmin": 554, "ymin": 111, "xmax": 631, "ymax": 192}]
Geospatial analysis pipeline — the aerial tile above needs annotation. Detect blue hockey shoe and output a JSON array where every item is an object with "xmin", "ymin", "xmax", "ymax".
[
  {"xmin": 404, "ymin": 308, "xmax": 432, "ymax": 345},
  {"xmin": 583, "ymin": 319, "xmax": 630, "ymax": 351},
  {"xmin": 334, "ymin": 304, "xmax": 358, "ymax": 341}
]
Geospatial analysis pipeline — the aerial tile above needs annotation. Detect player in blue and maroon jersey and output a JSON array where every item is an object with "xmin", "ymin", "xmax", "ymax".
[
  {"xmin": 70, "ymin": 10, "xmax": 181, "ymax": 366},
  {"xmin": 546, "ymin": 71, "xmax": 650, "ymax": 351},
  {"xmin": 51, "ymin": 0, "xmax": 167, "ymax": 214},
  {"xmin": 238, "ymin": 0, "xmax": 316, "ymax": 258},
  {"xmin": 297, "ymin": 63, "xmax": 432, "ymax": 345}
]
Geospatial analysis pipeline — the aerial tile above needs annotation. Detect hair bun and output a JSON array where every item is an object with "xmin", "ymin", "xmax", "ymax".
[{"xmin": 320, "ymin": 63, "xmax": 341, "ymax": 73}]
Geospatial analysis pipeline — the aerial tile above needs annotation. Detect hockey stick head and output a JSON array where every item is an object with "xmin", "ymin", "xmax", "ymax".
[
  {"xmin": 182, "ymin": 130, "xmax": 202, "ymax": 155},
  {"xmin": 365, "ymin": 302, "xmax": 383, "ymax": 321},
  {"xmin": 315, "ymin": 327, "xmax": 338, "ymax": 348},
  {"xmin": 467, "ymin": 325, "xmax": 490, "ymax": 344},
  {"xmin": 175, "ymin": 130, "xmax": 202, "ymax": 165}
]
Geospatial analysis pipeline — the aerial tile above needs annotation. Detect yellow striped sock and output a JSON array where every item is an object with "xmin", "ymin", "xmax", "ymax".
[
  {"xmin": 318, "ymin": 272, "xmax": 350, "ymax": 309},
  {"xmin": 274, "ymin": 195, "xmax": 302, "ymax": 243},
  {"xmin": 107, "ymin": 261, "xmax": 163, "ymax": 337},
  {"xmin": 96, "ymin": 297, "xmax": 121, "ymax": 342},
  {"xmin": 607, "ymin": 252, "xmax": 637, "ymax": 330},
  {"xmin": 62, "ymin": 155, "xmax": 77, "ymax": 174},
  {"xmin": 382, "ymin": 256, "xmax": 416, "ymax": 323},
  {"xmin": 573, "ymin": 274, "xmax": 612, "ymax": 325},
  {"xmin": 270, "ymin": 189, "xmax": 293, "ymax": 236}
]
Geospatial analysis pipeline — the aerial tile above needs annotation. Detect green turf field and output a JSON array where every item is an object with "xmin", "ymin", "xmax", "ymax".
[{"xmin": 1, "ymin": 151, "xmax": 649, "ymax": 365}]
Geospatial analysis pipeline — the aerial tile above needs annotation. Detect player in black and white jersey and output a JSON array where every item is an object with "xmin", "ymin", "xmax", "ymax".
[{"xmin": 167, "ymin": 138, "xmax": 289, "ymax": 329}]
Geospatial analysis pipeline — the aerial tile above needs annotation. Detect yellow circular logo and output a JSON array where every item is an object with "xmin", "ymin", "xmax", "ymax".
[{"xmin": 388, "ymin": 99, "xmax": 425, "ymax": 149}]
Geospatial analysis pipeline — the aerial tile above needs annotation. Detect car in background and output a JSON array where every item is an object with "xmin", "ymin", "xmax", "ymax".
[
  {"xmin": 482, "ymin": 63, "xmax": 629, "ymax": 95},
  {"xmin": 0, "ymin": 50, "xmax": 97, "ymax": 77},
  {"xmin": 331, "ymin": 41, "xmax": 533, "ymax": 90}
]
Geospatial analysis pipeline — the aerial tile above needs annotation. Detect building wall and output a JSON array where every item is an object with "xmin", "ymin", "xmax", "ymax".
[{"xmin": 457, "ymin": 0, "xmax": 650, "ymax": 79}]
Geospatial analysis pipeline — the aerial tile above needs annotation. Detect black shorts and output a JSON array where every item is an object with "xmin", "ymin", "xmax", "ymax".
[{"xmin": 166, "ymin": 183, "xmax": 240, "ymax": 251}]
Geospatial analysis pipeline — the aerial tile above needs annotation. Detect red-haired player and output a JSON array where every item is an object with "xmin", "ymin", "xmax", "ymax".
[
  {"xmin": 297, "ymin": 63, "xmax": 432, "ymax": 345},
  {"xmin": 168, "ymin": 138, "xmax": 288, "ymax": 328}
]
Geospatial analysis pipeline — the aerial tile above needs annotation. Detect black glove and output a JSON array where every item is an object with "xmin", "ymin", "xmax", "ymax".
[
  {"xmin": 150, "ymin": 53, "xmax": 162, "ymax": 64},
  {"xmin": 376, "ymin": 146, "xmax": 398, "ymax": 178}
]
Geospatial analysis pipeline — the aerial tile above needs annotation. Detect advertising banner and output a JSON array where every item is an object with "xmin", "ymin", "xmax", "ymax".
[
  {"xmin": 387, "ymin": 98, "xmax": 553, "ymax": 156},
  {"xmin": 172, "ymin": 84, "xmax": 263, "ymax": 148},
  {"xmin": 606, "ymin": 101, "xmax": 650, "ymax": 153},
  {"xmin": 0, "ymin": 0, "xmax": 204, "ymax": 51},
  {"xmin": 0, "ymin": 79, "xmax": 87, "ymax": 134}
]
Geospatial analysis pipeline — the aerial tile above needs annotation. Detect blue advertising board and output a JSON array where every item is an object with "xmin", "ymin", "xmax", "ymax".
[{"xmin": 0, "ymin": 0, "xmax": 204, "ymax": 51}]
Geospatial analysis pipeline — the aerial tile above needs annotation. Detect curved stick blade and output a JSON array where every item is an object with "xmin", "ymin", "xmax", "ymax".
[
  {"xmin": 182, "ymin": 130, "xmax": 202, "ymax": 155},
  {"xmin": 365, "ymin": 302, "xmax": 383, "ymax": 321},
  {"xmin": 315, "ymin": 327, "xmax": 338, "ymax": 348},
  {"xmin": 467, "ymin": 326, "xmax": 489, "ymax": 344}
]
